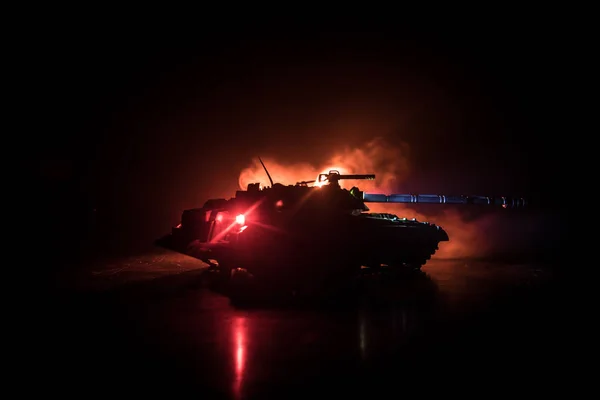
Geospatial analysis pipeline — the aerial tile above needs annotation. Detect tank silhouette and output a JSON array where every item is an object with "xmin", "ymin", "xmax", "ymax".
[{"xmin": 156, "ymin": 157, "xmax": 526, "ymax": 293}]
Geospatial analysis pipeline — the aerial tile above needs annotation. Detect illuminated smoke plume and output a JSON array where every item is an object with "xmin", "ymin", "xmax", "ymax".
[
  {"xmin": 238, "ymin": 137, "xmax": 506, "ymax": 261},
  {"xmin": 238, "ymin": 137, "xmax": 409, "ymax": 193}
]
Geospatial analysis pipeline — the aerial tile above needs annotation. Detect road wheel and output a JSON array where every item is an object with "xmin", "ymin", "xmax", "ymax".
[{"xmin": 211, "ymin": 261, "xmax": 232, "ymax": 287}]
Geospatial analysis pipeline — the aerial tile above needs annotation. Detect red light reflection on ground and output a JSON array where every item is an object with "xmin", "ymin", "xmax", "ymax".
[{"xmin": 232, "ymin": 315, "xmax": 247, "ymax": 399}]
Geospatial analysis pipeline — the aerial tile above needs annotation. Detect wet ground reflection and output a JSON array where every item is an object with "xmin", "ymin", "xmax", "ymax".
[
  {"xmin": 158, "ymin": 262, "xmax": 548, "ymax": 397},
  {"xmin": 48, "ymin": 257, "xmax": 555, "ymax": 397},
  {"xmin": 232, "ymin": 315, "xmax": 246, "ymax": 398}
]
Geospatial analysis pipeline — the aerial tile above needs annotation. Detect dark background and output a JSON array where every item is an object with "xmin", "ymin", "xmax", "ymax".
[{"xmin": 33, "ymin": 22, "xmax": 563, "ymax": 271}]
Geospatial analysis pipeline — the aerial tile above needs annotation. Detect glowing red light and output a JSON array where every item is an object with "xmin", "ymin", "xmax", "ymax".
[{"xmin": 235, "ymin": 214, "xmax": 245, "ymax": 225}]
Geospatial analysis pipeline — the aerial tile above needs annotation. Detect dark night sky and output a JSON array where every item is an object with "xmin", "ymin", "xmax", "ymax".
[{"xmin": 35, "ymin": 24, "xmax": 563, "ymax": 262}]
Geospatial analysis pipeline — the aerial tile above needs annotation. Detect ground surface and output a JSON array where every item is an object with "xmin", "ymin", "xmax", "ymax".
[{"xmin": 40, "ymin": 248, "xmax": 561, "ymax": 398}]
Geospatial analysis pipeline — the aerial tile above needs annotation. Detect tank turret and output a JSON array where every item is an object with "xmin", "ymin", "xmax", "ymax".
[{"xmin": 156, "ymin": 158, "xmax": 527, "ymax": 299}]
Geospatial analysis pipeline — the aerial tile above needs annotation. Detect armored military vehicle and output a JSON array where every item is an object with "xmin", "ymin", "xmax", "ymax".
[{"xmin": 156, "ymin": 158, "xmax": 525, "ymax": 295}]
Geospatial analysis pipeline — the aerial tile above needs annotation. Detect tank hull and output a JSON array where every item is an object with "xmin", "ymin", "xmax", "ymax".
[{"xmin": 156, "ymin": 211, "xmax": 448, "ymax": 283}]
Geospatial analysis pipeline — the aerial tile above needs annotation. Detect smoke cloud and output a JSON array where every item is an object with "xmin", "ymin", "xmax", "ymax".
[
  {"xmin": 239, "ymin": 137, "xmax": 409, "ymax": 193},
  {"xmin": 238, "ymin": 137, "xmax": 519, "ymax": 260}
]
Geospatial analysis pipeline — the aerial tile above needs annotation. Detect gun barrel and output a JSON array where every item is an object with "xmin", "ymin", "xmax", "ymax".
[{"xmin": 363, "ymin": 193, "xmax": 526, "ymax": 208}]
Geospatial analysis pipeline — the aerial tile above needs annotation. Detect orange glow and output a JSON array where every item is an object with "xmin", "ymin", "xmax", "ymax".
[
  {"xmin": 237, "ymin": 137, "xmax": 509, "ymax": 260},
  {"xmin": 216, "ymin": 214, "xmax": 223, "ymax": 222},
  {"xmin": 239, "ymin": 138, "xmax": 408, "ymax": 193},
  {"xmin": 235, "ymin": 214, "xmax": 245, "ymax": 225}
]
